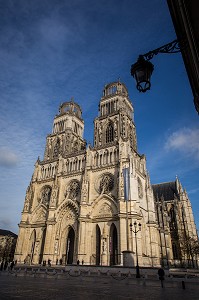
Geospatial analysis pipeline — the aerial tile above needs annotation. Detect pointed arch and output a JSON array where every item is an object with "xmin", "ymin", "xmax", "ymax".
[
  {"xmin": 55, "ymin": 200, "xmax": 78, "ymax": 242},
  {"xmin": 31, "ymin": 205, "xmax": 47, "ymax": 223},
  {"xmin": 106, "ymin": 122, "xmax": 114, "ymax": 143},
  {"xmin": 91, "ymin": 194, "xmax": 117, "ymax": 220},
  {"xmin": 29, "ymin": 229, "xmax": 36, "ymax": 263},
  {"xmin": 66, "ymin": 226, "xmax": 75, "ymax": 264},
  {"xmin": 39, "ymin": 185, "xmax": 52, "ymax": 208},
  {"xmin": 53, "ymin": 137, "xmax": 60, "ymax": 158},
  {"xmin": 57, "ymin": 199, "xmax": 79, "ymax": 220},
  {"xmin": 39, "ymin": 228, "xmax": 46, "ymax": 264}
]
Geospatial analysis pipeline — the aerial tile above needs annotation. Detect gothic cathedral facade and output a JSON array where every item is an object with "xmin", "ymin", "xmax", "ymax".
[{"xmin": 15, "ymin": 81, "xmax": 198, "ymax": 267}]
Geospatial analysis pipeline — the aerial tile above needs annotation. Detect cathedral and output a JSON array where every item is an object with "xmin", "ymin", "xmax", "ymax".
[{"xmin": 14, "ymin": 81, "xmax": 198, "ymax": 267}]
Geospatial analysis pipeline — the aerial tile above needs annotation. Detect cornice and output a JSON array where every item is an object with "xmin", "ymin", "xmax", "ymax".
[{"xmin": 91, "ymin": 164, "xmax": 119, "ymax": 172}]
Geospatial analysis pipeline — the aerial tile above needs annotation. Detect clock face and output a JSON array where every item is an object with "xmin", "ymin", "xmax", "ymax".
[{"xmin": 138, "ymin": 177, "xmax": 143, "ymax": 198}]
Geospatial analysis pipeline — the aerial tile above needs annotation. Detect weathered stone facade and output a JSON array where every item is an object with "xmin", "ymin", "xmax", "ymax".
[
  {"xmin": 15, "ymin": 81, "xmax": 198, "ymax": 267},
  {"xmin": 0, "ymin": 229, "xmax": 17, "ymax": 263}
]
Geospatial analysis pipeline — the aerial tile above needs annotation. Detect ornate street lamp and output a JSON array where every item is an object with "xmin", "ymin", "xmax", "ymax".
[
  {"xmin": 131, "ymin": 39, "xmax": 182, "ymax": 93},
  {"xmin": 130, "ymin": 221, "xmax": 141, "ymax": 278}
]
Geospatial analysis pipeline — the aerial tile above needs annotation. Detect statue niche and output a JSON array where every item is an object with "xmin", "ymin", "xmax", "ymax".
[{"xmin": 40, "ymin": 186, "xmax": 52, "ymax": 207}]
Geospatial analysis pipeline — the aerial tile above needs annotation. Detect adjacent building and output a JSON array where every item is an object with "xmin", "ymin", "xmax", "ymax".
[{"xmin": 0, "ymin": 229, "xmax": 17, "ymax": 263}]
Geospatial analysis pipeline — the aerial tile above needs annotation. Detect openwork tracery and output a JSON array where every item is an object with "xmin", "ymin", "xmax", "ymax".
[
  {"xmin": 106, "ymin": 123, "xmax": 114, "ymax": 143},
  {"xmin": 97, "ymin": 173, "xmax": 114, "ymax": 194},
  {"xmin": 65, "ymin": 180, "xmax": 80, "ymax": 200}
]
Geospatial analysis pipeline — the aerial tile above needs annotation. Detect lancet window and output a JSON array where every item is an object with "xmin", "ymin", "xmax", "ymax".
[{"xmin": 106, "ymin": 123, "xmax": 114, "ymax": 144}]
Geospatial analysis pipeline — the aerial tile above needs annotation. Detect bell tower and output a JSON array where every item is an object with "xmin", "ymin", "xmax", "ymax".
[
  {"xmin": 94, "ymin": 81, "xmax": 137, "ymax": 150},
  {"xmin": 44, "ymin": 101, "xmax": 86, "ymax": 161}
]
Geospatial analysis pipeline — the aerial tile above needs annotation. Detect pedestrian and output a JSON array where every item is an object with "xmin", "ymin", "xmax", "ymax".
[
  {"xmin": 158, "ymin": 268, "xmax": 165, "ymax": 288},
  {"xmin": 77, "ymin": 260, "xmax": 80, "ymax": 265},
  {"xmin": 4, "ymin": 261, "xmax": 8, "ymax": 271},
  {"xmin": 10, "ymin": 261, "xmax": 14, "ymax": 270},
  {"xmin": 59, "ymin": 258, "xmax": 62, "ymax": 265},
  {"xmin": 48, "ymin": 259, "xmax": 51, "ymax": 267},
  {"xmin": 82, "ymin": 259, "xmax": 84, "ymax": 265}
]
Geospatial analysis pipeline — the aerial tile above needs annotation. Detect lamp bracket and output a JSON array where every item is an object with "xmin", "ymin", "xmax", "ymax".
[{"xmin": 142, "ymin": 39, "xmax": 182, "ymax": 61}]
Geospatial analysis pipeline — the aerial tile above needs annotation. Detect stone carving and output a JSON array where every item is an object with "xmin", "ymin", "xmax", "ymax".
[
  {"xmin": 46, "ymin": 138, "xmax": 52, "ymax": 159},
  {"xmin": 34, "ymin": 241, "xmax": 40, "ymax": 254},
  {"xmin": 114, "ymin": 118, "xmax": 118, "ymax": 141},
  {"xmin": 120, "ymin": 176, "xmax": 124, "ymax": 197},
  {"xmin": 24, "ymin": 199, "xmax": 30, "ymax": 212},
  {"xmin": 23, "ymin": 185, "xmax": 33, "ymax": 212},
  {"xmin": 98, "ymin": 122, "xmax": 102, "ymax": 145},
  {"xmin": 73, "ymin": 141, "xmax": 78, "ymax": 152},
  {"xmin": 97, "ymin": 173, "xmax": 114, "ymax": 194},
  {"xmin": 50, "ymin": 188, "xmax": 57, "ymax": 206},
  {"xmin": 36, "ymin": 210, "xmax": 47, "ymax": 223},
  {"xmin": 98, "ymin": 204, "xmax": 112, "ymax": 217},
  {"xmin": 65, "ymin": 143, "xmax": 70, "ymax": 154},
  {"xmin": 56, "ymin": 206, "xmax": 76, "ymax": 238},
  {"xmin": 82, "ymin": 183, "xmax": 88, "ymax": 202},
  {"xmin": 54, "ymin": 240, "xmax": 58, "ymax": 254},
  {"xmin": 41, "ymin": 186, "xmax": 51, "ymax": 206},
  {"xmin": 65, "ymin": 180, "xmax": 80, "ymax": 200},
  {"xmin": 102, "ymin": 240, "xmax": 107, "ymax": 253},
  {"xmin": 53, "ymin": 138, "xmax": 60, "ymax": 158}
]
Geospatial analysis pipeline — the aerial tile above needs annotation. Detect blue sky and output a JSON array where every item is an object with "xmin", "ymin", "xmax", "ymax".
[{"xmin": 0, "ymin": 0, "xmax": 198, "ymax": 234}]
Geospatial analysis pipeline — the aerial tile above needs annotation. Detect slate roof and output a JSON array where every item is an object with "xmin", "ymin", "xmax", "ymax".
[
  {"xmin": 0, "ymin": 229, "xmax": 17, "ymax": 238},
  {"xmin": 152, "ymin": 181, "xmax": 179, "ymax": 201}
]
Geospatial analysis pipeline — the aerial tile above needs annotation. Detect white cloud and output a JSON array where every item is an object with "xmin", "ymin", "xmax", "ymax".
[
  {"xmin": 187, "ymin": 187, "xmax": 199, "ymax": 195},
  {"xmin": 0, "ymin": 147, "xmax": 19, "ymax": 167},
  {"xmin": 165, "ymin": 127, "xmax": 199, "ymax": 160}
]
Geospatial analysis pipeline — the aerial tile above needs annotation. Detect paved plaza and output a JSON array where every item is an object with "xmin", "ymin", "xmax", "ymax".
[{"xmin": 0, "ymin": 270, "xmax": 199, "ymax": 300}]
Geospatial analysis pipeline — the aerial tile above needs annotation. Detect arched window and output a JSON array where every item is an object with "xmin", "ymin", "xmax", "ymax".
[
  {"xmin": 106, "ymin": 123, "xmax": 114, "ymax": 143},
  {"xmin": 169, "ymin": 205, "xmax": 177, "ymax": 230},
  {"xmin": 100, "ymin": 154, "xmax": 102, "ymax": 165},
  {"xmin": 53, "ymin": 138, "xmax": 60, "ymax": 158},
  {"xmin": 41, "ymin": 167, "xmax": 44, "ymax": 179},
  {"xmin": 172, "ymin": 243, "xmax": 179, "ymax": 259}
]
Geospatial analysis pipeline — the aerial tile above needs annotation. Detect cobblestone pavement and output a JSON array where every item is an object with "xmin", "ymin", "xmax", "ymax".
[{"xmin": 0, "ymin": 273, "xmax": 199, "ymax": 300}]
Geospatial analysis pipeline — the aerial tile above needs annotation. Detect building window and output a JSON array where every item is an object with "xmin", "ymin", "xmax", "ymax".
[
  {"xmin": 169, "ymin": 206, "xmax": 177, "ymax": 230},
  {"xmin": 172, "ymin": 243, "xmax": 179, "ymax": 259},
  {"xmin": 106, "ymin": 123, "xmax": 114, "ymax": 143}
]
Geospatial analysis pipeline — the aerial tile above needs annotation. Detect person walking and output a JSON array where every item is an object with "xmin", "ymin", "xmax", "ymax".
[
  {"xmin": 10, "ymin": 261, "xmax": 15, "ymax": 270},
  {"xmin": 158, "ymin": 268, "xmax": 165, "ymax": 288}
]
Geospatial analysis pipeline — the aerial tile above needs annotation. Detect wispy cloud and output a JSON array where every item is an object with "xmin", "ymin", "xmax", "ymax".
[
  {"xmin": 0, "ymin": 217, "xmax": 12, "ymax": 228},
  {"xmin": 188, "ymin": 187, "xmax": 199, "ymax": 195},
  {"xmin": 165, "ymin": 127, "xmax": 199, "ymax": 160},
  {"xmin": 0, "ymin": 147, "xmax": 19, "ymax": 167}
]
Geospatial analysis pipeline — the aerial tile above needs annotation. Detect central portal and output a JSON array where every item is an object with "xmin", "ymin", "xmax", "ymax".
[{"xmin": 66, "ymin": 227, "xmax": 75, "ymax": 264}]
